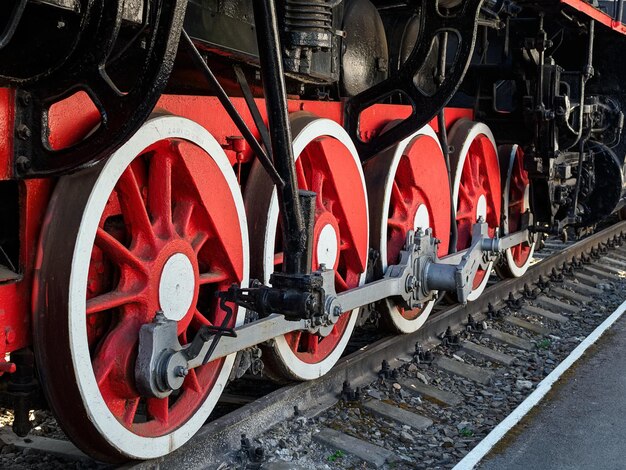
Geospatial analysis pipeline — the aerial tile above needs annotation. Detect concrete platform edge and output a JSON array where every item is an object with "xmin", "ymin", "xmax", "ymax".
[{"xmin": 453, "ymin": 299, "xmax": 626, "ymax": 470}]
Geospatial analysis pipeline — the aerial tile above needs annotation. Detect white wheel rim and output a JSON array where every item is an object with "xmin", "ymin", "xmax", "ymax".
[
  {"xmin": 501, "ymin": 144, "xmax": 535, "ymax": 277},
  {"xmin": 68, "ymin": 115, "xmax": 248, "ymax": 459},
  {"xmin": 377, "ymin": 125, "xmax": 443, "ymax": 333},
  {"xmin": 450, "ymin": 121, "xmax": 498, "ymax": 301},
  {"xmin": 263, "ymin": 117, "xmax": 368, "ymax": 380}
]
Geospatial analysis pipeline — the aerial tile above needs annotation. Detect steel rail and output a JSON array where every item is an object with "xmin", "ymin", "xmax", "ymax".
[{"xmin": 126, "ymin": 220, "xmax": 626, "ymax": 470}]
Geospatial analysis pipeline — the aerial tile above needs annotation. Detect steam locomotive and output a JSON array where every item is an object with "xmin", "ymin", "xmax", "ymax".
[{"xmin": 0, "ymin": 0, "xmax": 624, "ymax": 462}]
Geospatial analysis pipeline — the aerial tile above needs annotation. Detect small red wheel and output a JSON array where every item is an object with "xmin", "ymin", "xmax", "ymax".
[
  {"xmin": 34, "ymin": 115, "xmax": 248, "ymax": 461},
  {"xmin": 496, "ymin": 144, "xmax": 535, "ymax": 277},
  {"xmin": 245, "ymin": 113, "xmax": 369, "ymax": 381},
  {"xmin": 449, "ymin": 119, "xmax": 501, "ymax": 301},
  {"xmin": 364, "ymin": 124, "xmax": 451, "ymax": 332}
]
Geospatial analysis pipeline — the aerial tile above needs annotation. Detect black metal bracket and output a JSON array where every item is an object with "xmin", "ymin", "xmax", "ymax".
[
  {"xmin": 233, "ymin": 64, "xmax": 273, "ymax": 159},
  {"xmin": 0, "ymin": 0, "xmax": 26, "ymax": 50},
  {"xmin": 182, "ymin": 31, "xmax": 284, "ymax": 188},
  {"xmin": 253, "ymin": 0, "xmax": 312, "ymax": 276},
  {"xmin": 344, "ymin": 0, "xmax": 483, "ymax": 160},
  {"xmin": 10, "ymin": 0, "xmax": 188, "ymax": 178}
]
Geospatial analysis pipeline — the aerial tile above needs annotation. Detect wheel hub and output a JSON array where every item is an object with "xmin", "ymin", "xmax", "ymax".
[
  {"xmin": 413, "ymin": 204, "xmax": 430, "ymax": 232},
  {"xmin": 476, "ymin": 194, "xmax": 487, "ymax": 222},
  {"xmin": 158, "ymin": 253, "xmax": 196, "ymax": 322},
  {"xmin": 313, "ymin": 211, "xmax": 341, "ymax": 270}
]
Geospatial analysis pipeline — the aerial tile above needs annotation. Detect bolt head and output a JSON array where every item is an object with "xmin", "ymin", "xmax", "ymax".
[
  {"xmin": 16, "ymin": 124, "xmax": 31, "ymax": 140},
  {"xmin": 175, "ymin": 365, "xmax": 189, "ymax": 377},
  {"xmin": 15, "ymin": 156, "xmax": 31, "ymax": 173}
]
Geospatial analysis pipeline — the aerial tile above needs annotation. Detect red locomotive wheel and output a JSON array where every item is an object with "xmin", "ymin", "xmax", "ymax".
[
  {"xmin": 364, "ymin": 124, "xmax": 451, "ymax": 332},
  {"xmin": 245, "ymin": 113, "xmax": 369, "ymax": 381},
  {"xmin": 496, "ymin": 144, "xmax": 535, "ymax": 277},
  {"xmin": 449, "ymin": 119, "xmax": 501, "ymax": 301},
  {"xmin": 34, "ymin": 115, "xmax": 248, "ymax": 461}
]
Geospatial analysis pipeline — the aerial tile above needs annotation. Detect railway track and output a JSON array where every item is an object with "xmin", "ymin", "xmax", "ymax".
[{"xmin": 3, "ymin": 220, "xmax": 626, "ymax": 469}]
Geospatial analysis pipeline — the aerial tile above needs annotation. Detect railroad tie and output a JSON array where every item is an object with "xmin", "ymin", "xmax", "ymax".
[
  {"xmin": 434, "ymin": 356, "xmax": 494, "ymax": 385},
  {"xmin": 523, "ymin": 305, "xmax": 569, "ymax": 323},
  {"xmin": 0, "ymin": 429, "xmax": 89, "ymax": 462},
  {"xmin": 504, "ymin": 315, "xmax": 551, "ymax": 335},
  {"xmin": 459, "ymin": 341, "xmax": 517, "ymax": 366},
  {"xmin": 592, "ymin": 263, "xmax": 626, "ymax": 276},
  {"xmin": 564, "ymin": 280, "xmax": 602, "ymax": 296},
  {"xmin": 573, "ymin": 272, "xmax": 606, "ymax": 288},
  {"xmin": 482, "ymin": 329, "xmax": 534, "ymax": 351},
  {"xmin": 548, "ymin": 286, "xmax": 590, "ymax": 304},
  {"xmin": 396, "ymin": 379, "xmax": 463, "ymax": 407},
  {"xmin": 604, "ymin": 257, "xmax": 626, "ymax": 270},
  {"xmin": 363, "ymin": 400, "xmax": 433, "ymax": 430},
  {"xmin": 581, "ymin": 265, "xmax": 621, "ymax": 281},
  {"xmin": 313, "ymin": 427, "xmax": 398, "ymax": 468},
  {"xmin": 534, "ymin": 296, "xmax": 581, "ymax": 315}
]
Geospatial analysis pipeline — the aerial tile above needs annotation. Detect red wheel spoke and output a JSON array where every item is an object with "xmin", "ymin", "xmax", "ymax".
[
  {"xmin": 456, "ymin": 209, "xmax": 475, "ymax": 222},
  {"xmin": 147, "ymin": 397, "xmax": 169, "ymax": 424},
  {"xmin": 87, "ymin": 290, "xmax": 142, "ymax": 315},
  {"xmin": 92, "ymin": 319, "xmax": 139, "ymax": 400},
  {"xmin": 172, "ymin": 141, "xmax": 246, "ymax": 282},
  {"xmin": 183, "ymin": 369, "xmax": 202, "ymax": 393},
  {"xmin": 191, "ymin": 231, "xmax": 209, "ymax": 254},
  {"xmin": 310, "ymin": 171, "xmax": 325, "ymax": 210},
  {"xmin": 388, "ymin": 217, "xmax": 407, "ymax": 231},
  {"xmin": 148, "ymin": 155, "xmax": 174, "ymax": 238},
  {"xmin": 173, "ymin": 200, "xmax": 194, "ymax": 238},
  {"xmin": 295, "ymin": 159, "xmax": 309, "ymax": 190},
  {"xmin": 192, "ymin": 309, "xmax": 213, "ymax": 328},
  {"xmin": 303, "ymin": 334, "xmax": 319, "ymax": 355},
  {"xmin": 199, "ymin": 270, "xmax": 230, "ymax": 285},
  {"xmin": 391, "ymin": 181, "xmax": 409, "ymax": 216},
  {"xmin": 117, "ymin": 166, "xmax": 156, "ymax": 246},
  {"xmin": 123, "ymin": 399, "xmax": 140, "ymax": 427},
  {"xmin": 286, "ymin": 330, "xmax": 302, "ymax": 352},
  {"xmin": 459, "ymin": 180, "xmax": 476, "ymax": 200},
  {"xmin": 334, "ymin": 271, "xmax": 349, "ymax": 292},
  {"xmin": 472, "ymin": 155, "xmax": 482, "ymax": 185},
  {"xmin": 94, "ymin": 358, "xmax": 114, "ymax": 389},
  {"xmin": 95, "ymin": 228, "xmax": 147, "ymax": 274},
  {"xmin": 103, "ymin": 398, "xmax": 128, "ymax": 422}
]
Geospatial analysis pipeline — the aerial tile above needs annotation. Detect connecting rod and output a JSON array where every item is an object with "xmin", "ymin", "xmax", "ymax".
[{"xmin": 136, "ymin": 224, "xmax": 534, "ymax": 397}]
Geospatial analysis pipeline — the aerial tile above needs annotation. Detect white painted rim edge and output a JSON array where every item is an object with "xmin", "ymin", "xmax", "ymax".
[
  {"xmin": 378, "ymin": 124, "xmax": 443, "ymax": 333},
  {"xmin": 453, "ymin": 299, "xmax": 626, "ymax": 470},
  {"xmin": 68, "ymin": 115, "xmax": 249, "ymax": 459},
  {"xmin": 450, "ymin": 121, "xmax": 498, "ymax": 300},
  {"xmin": 265, "ymin": 117, "xmax": 369, "ymax": 380},
  {"xmin": 501, "ymin": 144, "xmax": 535, "ymax": 277},
  {"xmin": 466, "ymin": 261, "xmax": 493, "ymax": 301}
]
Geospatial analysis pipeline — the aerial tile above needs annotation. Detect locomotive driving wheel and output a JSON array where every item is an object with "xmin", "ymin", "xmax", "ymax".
[
  {"xmin": 364, "ymin": 124, "xmax": 451, "ymax": 333},
  {"xmin": 449, "ymin": 119, "xmax": 501, "ymax": 301},
  {"xmin": 245, "ymin": 113, "xmax": 369, "ymax": 381},
  {"xmin": 34, "ymin": 115, "xmax": 248, "ymax": 462},
  {"xmin": 496, "ymin": 144, "xmax": 535, "ymax": 278}
]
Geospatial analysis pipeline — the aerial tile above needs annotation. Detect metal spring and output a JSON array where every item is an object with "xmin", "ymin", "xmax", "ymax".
[{"xmin": 284, "ymin": 0, "xmax": 333, "ymax": 33}]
